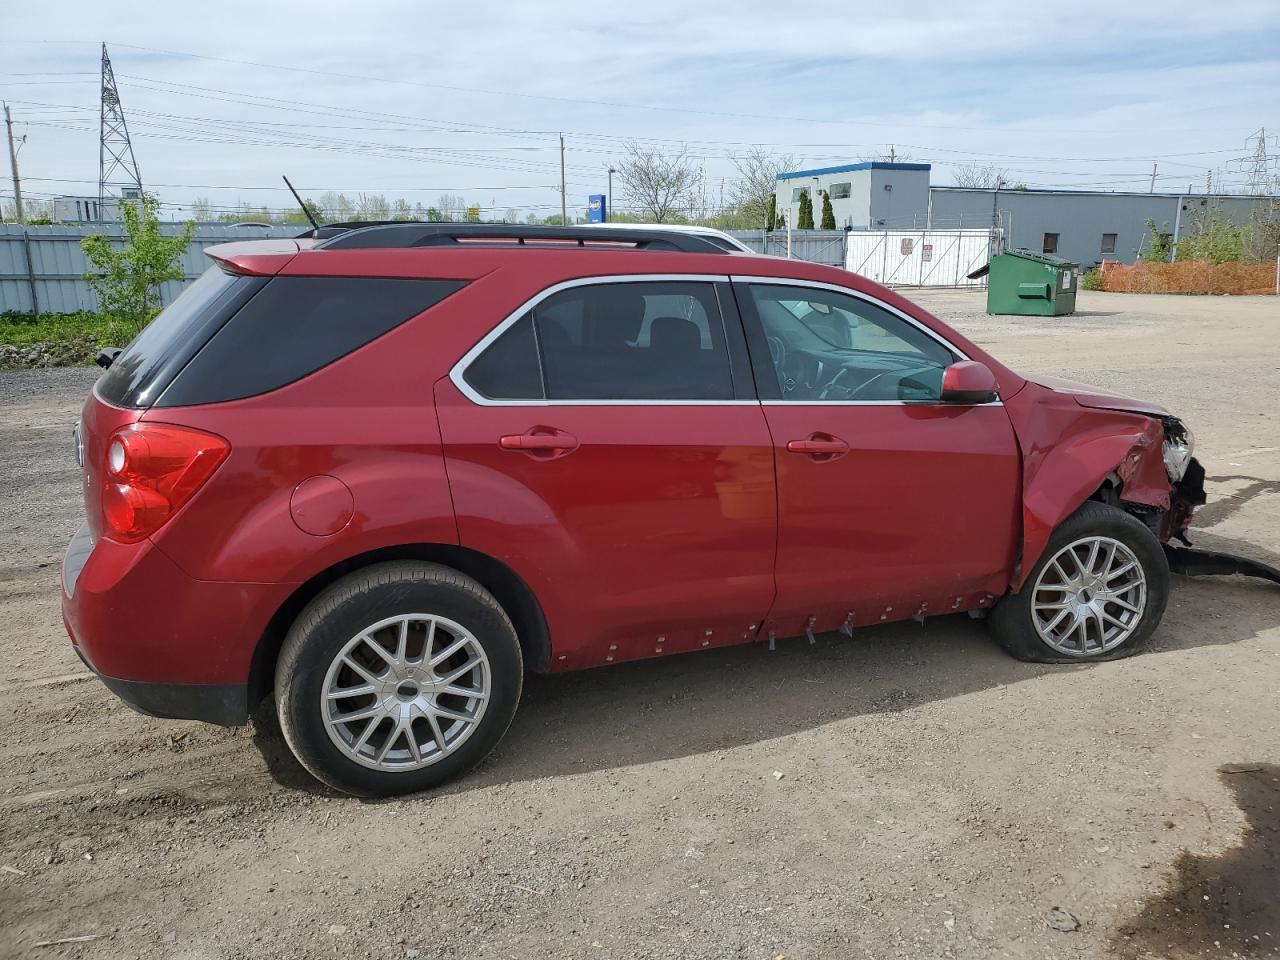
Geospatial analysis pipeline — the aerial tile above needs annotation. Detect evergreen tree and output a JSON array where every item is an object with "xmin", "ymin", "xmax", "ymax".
[
  {"xmin": 797, "ymin": 190, "xmax": 814, "ymax": 230},
  {"xmin": 766, "ymin": 193, "xmax": 777, "ymax": 232},
  {"xmin": 820, "ymin": 190, "xmax": 836, "ymax": 230}
]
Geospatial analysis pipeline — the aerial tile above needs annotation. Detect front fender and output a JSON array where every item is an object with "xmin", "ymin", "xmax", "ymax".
[{"xmin": 1005, "ymin": 383, "xmax": 1168, "ymax": 589}]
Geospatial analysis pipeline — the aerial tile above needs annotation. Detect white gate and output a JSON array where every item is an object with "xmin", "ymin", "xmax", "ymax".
[{"xmin": 845, "ymin": 229, "xmax": 1002, "ymax": 287}]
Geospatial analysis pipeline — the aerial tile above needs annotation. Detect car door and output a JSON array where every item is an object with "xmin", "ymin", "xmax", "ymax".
[
  {"xmin": 434, "ymin": 275, "xmax": 777, "ymax": 670},
  {"xmin": 733, "ymin": 278, "xmax": 1021, "ymax": 640}
]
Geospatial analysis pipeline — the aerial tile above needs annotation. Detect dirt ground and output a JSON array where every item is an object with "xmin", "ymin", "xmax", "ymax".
[{"xmin": 1, "ymin": 289, "xmax": 1277, "ymax": 960}]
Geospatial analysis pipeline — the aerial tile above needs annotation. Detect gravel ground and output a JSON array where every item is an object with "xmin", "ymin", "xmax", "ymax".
[{"xmin": 0, "ymin": 289, "xmax": 1277, "ymax": 960}]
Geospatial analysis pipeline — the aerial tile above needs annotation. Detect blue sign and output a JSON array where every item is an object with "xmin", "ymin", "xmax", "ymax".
[{"xmin": 587, "ymin": 194, "xmax": 606, "ymax": 223}]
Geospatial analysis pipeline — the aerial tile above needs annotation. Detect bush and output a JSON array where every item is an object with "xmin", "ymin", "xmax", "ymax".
[
  {"xmin": 0, "ymin": 310, "xmax": 128, "ymax": 368},
  {"xmin": 1080, "ymin": 267, "xmax": 1104, "ymax": 291}
]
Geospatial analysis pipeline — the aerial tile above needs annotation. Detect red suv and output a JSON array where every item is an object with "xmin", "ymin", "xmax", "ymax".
[{"xmin": 63, "ymin": 224, "xmax": 1207, "ymax": 797}]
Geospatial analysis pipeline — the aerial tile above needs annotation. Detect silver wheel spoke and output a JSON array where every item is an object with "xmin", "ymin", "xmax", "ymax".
[
  {"xmin": 321, "ymin": 613, "xmax": 491, "ymax": 773},
  {"xmin": 443, "ymin": 684, "xmax": 486, "ymax": 700},
  {"xmin": 431, "ymin": 635, "xmax": 470, "ymax": 667},
  {"xmin": 426, "ymin": 712, "xmax": 448, "ymax": 752},
  {"xmin": 328, "ymin": 682, "xmax": 375, "ymax": 701},
  {"xmin": 361, "ymin": 635, "xmax": 397, "ymax": 669},
  {"xmin": 433, "ymin": 703, "xmax": 474, "ymax": 724},
  {"xmin": 336, "ymin": 703, "xmax": 384, "ymax": 724},
  {"xmin": 437, "ymin": 657, "xmax": 481, "ymax": 686},
  {"xmin": 341, "ymin": 656, "xmax": 380, "ymax": 686},
  {"xmin": 395, "ymin": 619, "xmax": 409, "ymax": 663}
]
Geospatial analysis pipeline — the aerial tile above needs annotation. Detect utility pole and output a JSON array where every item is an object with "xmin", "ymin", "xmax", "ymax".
[
  {"xmin": 559, "ymin": 133, "xmax": 567, "ymax": 226},
  {"xmin": 607, "ymin": 167, "xmax": 616, "ymax": 223},
  {"xmin": 1149, "ymin": 162, "xmax": 1158, "ymax": 193},
  {"xmin": 4, "ymin": 102, "xmax": 24, "ymax": 223}
]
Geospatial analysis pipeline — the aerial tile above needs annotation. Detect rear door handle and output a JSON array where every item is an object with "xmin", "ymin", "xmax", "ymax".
[
  {"xmin": 499, "ymin": 428, "xmax": 579, "ymax": 459},
  {"xmin": 786, "ymin": 434, "xmax": 849, "ymax": 460}
]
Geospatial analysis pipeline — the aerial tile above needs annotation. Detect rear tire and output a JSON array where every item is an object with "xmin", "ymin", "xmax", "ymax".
[
  {"xmin": 990, "ymin": 501, "xmax": 1169, "ymax": 663},
  {"xmin": 275, "ymin": 561, "xmax": 523, "ymax": 797}
]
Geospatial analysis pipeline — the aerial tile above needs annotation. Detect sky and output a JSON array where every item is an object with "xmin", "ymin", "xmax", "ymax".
[{"xmin": 2, "ymin": 0, "xmax": 1278, "ymax": 221}]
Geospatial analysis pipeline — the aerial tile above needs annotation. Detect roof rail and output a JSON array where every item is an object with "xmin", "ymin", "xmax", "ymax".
[{"xmin": 302, "ymin": 222, "xmax": 728, "ymax": 253}]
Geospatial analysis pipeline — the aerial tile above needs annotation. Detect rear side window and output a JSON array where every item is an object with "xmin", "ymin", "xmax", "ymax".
[
  {"xmin": 462, "ymin": 281, "xmax": 735, "ymax": 401},
  {"xmin": 156, "ymin": 277, "xmax": 465, "ymax": 407},
  {"xmin": 96, "ymin": 267, "xmax": 265, "ymax": 408}
]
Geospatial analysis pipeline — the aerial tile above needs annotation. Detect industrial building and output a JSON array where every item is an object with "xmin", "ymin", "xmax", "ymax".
[{"xmin": 775, "ymin": 161, "xmax": 1274, "ymax": 268}]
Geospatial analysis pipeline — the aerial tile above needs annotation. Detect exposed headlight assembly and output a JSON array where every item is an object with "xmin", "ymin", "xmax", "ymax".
[{"xmin": 1163, "ymin": 419, "xmax": 1195, "ymax": 481}]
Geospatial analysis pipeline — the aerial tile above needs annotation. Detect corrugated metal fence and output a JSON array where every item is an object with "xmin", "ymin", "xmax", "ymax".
[
  {"xmin": 0, "ymin": 223, "xmax": 301, "ymax": 314},
  {"xmin": 0, "ymin": 224, "xmax": 853, "ymax": 314},
  {"xmin": 725, "ymin": 229, "xmax": 848, "ymax": 265}
]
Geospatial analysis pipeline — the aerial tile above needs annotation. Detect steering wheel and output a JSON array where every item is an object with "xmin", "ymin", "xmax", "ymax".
[{"xmin": 768, "ymin": 336, "xmax": 797, "ymax": 394}]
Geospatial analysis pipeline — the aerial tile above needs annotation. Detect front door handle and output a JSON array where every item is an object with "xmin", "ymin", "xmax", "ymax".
[
  {"xmin": 786, "ymin": 433, "xmax": 849, "ymax": 461},
  {"xmin": 499, "ymin": 427, "xmax": 579, "ymax": 459}
]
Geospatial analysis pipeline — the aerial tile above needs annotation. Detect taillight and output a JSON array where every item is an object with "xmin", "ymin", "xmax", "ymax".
[{"xmin": 100, "ymin": 423, "xmax": 230, "ymax": 543}]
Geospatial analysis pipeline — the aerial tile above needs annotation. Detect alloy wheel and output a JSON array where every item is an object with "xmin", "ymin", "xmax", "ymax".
[
  {"xmin": 1031, "ymin": 536, "xmax": 1147, "ymax": 657},
  {"xmin": 321, "ymin": 614, "xmax": 490, "ymax": 771}
]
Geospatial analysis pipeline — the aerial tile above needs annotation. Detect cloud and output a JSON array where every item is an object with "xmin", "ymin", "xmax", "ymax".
[{"xmin": 1, "ymin": 0, "xmax": 1276, "ymax": 215}]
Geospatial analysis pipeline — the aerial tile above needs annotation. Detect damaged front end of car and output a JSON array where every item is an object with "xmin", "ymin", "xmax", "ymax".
[{"xmin": 1005, "ymin": 382, "xmax": 1280, "ymax": 590}]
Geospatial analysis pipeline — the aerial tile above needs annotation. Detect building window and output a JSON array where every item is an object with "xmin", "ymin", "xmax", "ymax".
[
  {"xmin": 1042, "ymin": 233, "xmax": 1059, "ymax": 254},
  {"xmin": 828, "ymin": 182, "xmax": 852, "ymax": 199},
  {"xmin": 791, "ymin": 187, "xmax": 809, "ymax": 202},
  {"xmin": 1101, "ymin": 233, "xmax": 1117, "ymax": 255}
]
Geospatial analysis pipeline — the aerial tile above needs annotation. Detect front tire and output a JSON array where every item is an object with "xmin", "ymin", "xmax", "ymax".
[
  {"xmin": 275, "ymin": 561, "xmax": 523, "ymax": 797},
  {"xmin": 990, "ymin": 501, "xmax": 1170, "ymax": 663}
]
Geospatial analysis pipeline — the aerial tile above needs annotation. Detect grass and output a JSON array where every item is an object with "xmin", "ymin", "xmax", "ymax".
[{"xmin": 0, "ymin": 311, "xmax": 139, "ymax": 366}]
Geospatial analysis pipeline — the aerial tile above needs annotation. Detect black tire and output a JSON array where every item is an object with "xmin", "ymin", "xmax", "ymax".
[
  {"xmin": 275, "ymin": 561, "xmax": 523, "ymax": 797},
  {"xmin": 990, "ymin": 501, "xmax": 1170, "ymax": 663}
]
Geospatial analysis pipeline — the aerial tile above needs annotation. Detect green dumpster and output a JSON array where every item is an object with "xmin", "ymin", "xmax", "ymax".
[{"xmin": 984, "ymin": 250, "xmax": 1079, "ymax": 316}]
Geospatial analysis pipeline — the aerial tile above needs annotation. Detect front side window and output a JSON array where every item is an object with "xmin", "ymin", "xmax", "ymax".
[
  {"xmin": 463, "ymin": 281, "xmax": 734, "ymax": 401},
  {"xmin": 748, "ymin": 284, "xmax": 955, "ymax": 402}
]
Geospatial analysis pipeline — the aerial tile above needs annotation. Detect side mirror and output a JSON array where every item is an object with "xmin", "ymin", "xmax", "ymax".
[
  {"xmin": 940, "ymin": 361, "xmax": 998, "ymax": 404},
  {"xmin": 95, "ymin": 347, "xmax": 123, "ymax": 370}
]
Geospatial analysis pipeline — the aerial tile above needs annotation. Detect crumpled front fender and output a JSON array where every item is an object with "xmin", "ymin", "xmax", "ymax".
[{"xmin": 1005, "ymin": 383, "xmax": 1169, "ymax": 590}]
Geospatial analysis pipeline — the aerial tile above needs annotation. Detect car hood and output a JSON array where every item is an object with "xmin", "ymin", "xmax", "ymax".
[{"xmin": 1031, "ymin": 375, "xmax": 1170, "ymax": 418}]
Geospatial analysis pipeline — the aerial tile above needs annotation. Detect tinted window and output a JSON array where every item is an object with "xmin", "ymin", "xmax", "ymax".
[
  {"xmin": 96, "ymin": 267, "xmax": 264, "ymax": 408},
  {"xmin": 538, "ymin": 282, "xmax": 733, "ymax": 400},
  {"xmin": 463, "ymin": 281, "xmax": 735, "ymax": 402},
  {"xmin": 749, "ymin": 284, "xmax": 954, "ymax": 401},
  {"xmin": 156, "ymin": 277, "xmax": 465, "ymax": 407},
  {"xmin": 464, "ymin": 313, "xmax": 542, "ymax": 400}
]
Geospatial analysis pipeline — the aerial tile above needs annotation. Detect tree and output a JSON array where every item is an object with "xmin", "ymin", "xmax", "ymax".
[
  {"xmin": 952, "ymin": 163, "xmax": 1007, "ymax": 189},
  {"xmin": 317, "ymin": 192, "xmax": 356, "ymax": 222},
  {"xmin": 1177, "ymin": 204, "xmax": 1244, "ymax": 263},
  {"xmin": 819, "ymin": 190, "xmax": 836, "ymax": 229},
  {"xmin": 81, "ymin": 195, "xmax": 195, "ymax": 334},
  {"xmin": 1139, "ymin": 219, "xmax": 1173, "ymax": 262},
  {"xmin": 797, "ymin": 189, "xmax": 814, "ymax": 230},
  {"xmin": 190, "ymin": 197, "xmax": 214, "ymax": 221},
  {"xmin": 282, "ymin": 199, "xmax": 322, "ymax": 225},
  {"xmin": 391, "ymin": 198, "xmax": 415, "ymax": 222},
  {"xmin": 616, "ymin": 142, "xmax": 701, "ymax": 223},
  {"xmin": 730, "ymin": 145, "xmax": 795, "ymax": 230}
]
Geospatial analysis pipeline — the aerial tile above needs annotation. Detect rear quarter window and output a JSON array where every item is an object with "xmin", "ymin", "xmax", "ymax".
[
  {"xmin": 96, "ymin": 267, "xmax": 265, "ymax": 408},
  {"xmin": 155, "ymin": 277, "xmax": 465, "ymax": 407}
]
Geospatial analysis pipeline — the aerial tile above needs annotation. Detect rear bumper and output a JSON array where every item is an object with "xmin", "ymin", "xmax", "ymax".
[
  {"xmin": 61, "ymin": 521, "xmax": 286, "ymax": 726},
  {"xmin": 69, "ymin": 640, "xmax": 248, "ymax": 725}
]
